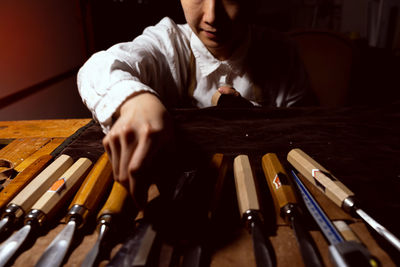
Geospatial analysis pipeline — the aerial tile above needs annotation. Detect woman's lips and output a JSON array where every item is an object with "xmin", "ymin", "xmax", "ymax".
[{"xmin": 203, "ymin": 30, "xmax": 218, "ymax": 39}]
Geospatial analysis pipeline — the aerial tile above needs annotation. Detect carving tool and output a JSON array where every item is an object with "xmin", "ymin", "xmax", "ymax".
[
  {"xmin": 262, "ymin": 153, "xmax": 324, "ymax": 267},
  {"xmin": 35, "ymin": 153, "xmax": 113, "ymax": 267},
  {"xmin": 233, "ymin": 155, "xmax": 274, "ymax": 267},
  {"xmin": 291, "ymin": 170, "xmax": 377, "ymax": 267},
  {"xmin": 181, "ymin": 153, "xmax": 229, "ymax": 267},
  {"xmin": 0, "ymin": 154, "xmax": 73, "ymax": 234},
  {"xmin": 81, "ymin": 180, "xmax": 129, "ymax": 267},
  {"xmin": 107, "ymin": 218, "xmax": 157, "ymax": 267},
  {"xmin": 0, "ymin": 158, "xmax": 92, "ymax": 267},
  {"xmin": 107, "ymin": 183, "xmax": 163, "ymax": 267},
  {"xmin": 288, "ymin": 148, "xmax": 400, "ymax": 252},
  {"xmin": 0, "ymin": 154, "xmax": 53, "ymax": 211}
]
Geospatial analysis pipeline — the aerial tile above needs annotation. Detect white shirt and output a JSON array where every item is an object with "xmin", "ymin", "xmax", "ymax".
[{"xmin": 77, "ymin": 17, "xmax": 310, "ymax": 133}]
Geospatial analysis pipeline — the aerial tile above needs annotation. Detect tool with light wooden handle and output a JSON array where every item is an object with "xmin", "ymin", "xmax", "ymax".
[
  {"xmin": 287, "ymin": 148, "xmax": 354, "ymax": 207},
  {"xmin": 233, "ymin": 155, "xmax": 273, "ymax": 267},
  {"xmin": 0, "ymin": 154, "xmax": 73, "ymax": 234},
  {"xmin": 0, "ymin": 157, "xmax": 92, "ymax": 267},
  {"xmin": 28, "ymin": 157, "xmax": 92, "ymax": 223},
  {"xmin": 262, "ymin": 153, "xmax": 323, "ymax": 267},
  {"xmin": 287, "ymin": 148, "xmax": 400, "ymax": 252},
  {"xmin": 234, "ymin": 155, "xmax": 259, "ymax": 216},
  {"xmin": 0, "ymin": 154, "xmax": 53, "ymax": 210},
  {"xmin": 36, "ymin": 153, "xmax": 113, "ymax": 267},
  {"xmin": 82, "ymin": 181, "xmax": 129, "ymax": 267}
]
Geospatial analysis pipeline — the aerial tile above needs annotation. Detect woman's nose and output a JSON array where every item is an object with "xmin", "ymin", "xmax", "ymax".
[{"xmin": 203, "ymin": 0, "xmax": 216, "ymax": 25}]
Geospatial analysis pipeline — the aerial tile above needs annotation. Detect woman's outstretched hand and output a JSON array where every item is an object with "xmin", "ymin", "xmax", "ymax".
[{"xmin": 103, "ymin": 92, "xmax": 173, "ymax": 208}]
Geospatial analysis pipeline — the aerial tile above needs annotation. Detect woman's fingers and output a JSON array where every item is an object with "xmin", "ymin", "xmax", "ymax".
[
  {"xmin": 119, "ymin": 126, "xmax": 138, "ymax": 186},
  {"xmin": 102, "ymin": 92, "xmax": 173, "ymax": 209}
]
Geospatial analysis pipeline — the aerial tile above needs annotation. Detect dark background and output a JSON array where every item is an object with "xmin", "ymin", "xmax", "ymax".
[{"xmin": 0, "ymin": 0, "xmax": 399, "ymax": 120}]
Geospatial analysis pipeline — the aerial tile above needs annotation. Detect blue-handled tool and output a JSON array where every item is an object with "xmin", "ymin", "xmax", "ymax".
[{"xmin": 291, "ymin": 170, "xmax": 377, "ymax": 267}]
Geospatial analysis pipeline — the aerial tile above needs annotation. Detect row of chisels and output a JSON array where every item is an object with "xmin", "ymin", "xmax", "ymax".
[
  {"xmin": 0, "ymin": 152, "xmax": 132, "ymax": 267},
  {"xmin": 105, "ymin": 150, "xmax": 398, "ymax": 267},
  {"xmin": 0, "ymin": 147, "xmax": 398, "ymax": 266}
]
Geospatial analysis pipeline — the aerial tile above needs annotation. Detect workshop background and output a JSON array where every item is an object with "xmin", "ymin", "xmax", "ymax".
[{"xmin": 0, "ymin": 0, "xmax": 399, "ymax": 121}]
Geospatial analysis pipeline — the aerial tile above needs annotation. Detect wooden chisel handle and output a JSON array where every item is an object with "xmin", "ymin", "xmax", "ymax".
[
  {"xmin": 209, "ymin": 153, "xmax": 228, "ymax": 214},
  {"xmin": 262, "ymin": 153, "xmax": 297, "ymax": 217},
  {"xmin": 97, "ymin": 181, "xmax": 129, "ymax": 219},
  {"xmin": 287, "ymin": 148, "xmax": 354, "ymax": 207},
  {"xmin": 9, "ymin": 154, "xmax": 74, "ymax": 213},
  {"xmin": 29, "ymin": 158, "xmax": 92, "ymax": 223},
  {"xmin": 67, "ymin": 153, "xmax": 113, "ymax": 223},
  {"xmin": 0, "ymin": 155, "xmax": 53, "ymax": 210},
  {"xmin": 233, "ymin": 155, "xmax": 260, "ymax": 217}
]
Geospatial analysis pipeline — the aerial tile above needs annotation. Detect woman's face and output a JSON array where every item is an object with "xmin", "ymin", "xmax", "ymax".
[{"xmin": 180, "ymin": 0, "xmax": 248, "ymax": 60}]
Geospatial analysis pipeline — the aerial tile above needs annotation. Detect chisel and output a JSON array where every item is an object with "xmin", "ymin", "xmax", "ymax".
[
  {"xmin": 287, "ymin": 148, "xmax": 400, "ymax": 252},
  {"xmin": 35, "ymin": 153, "xmax": 113, "ymax": 267},
  {"xmin": 0, "ymin": 154, "xmax": 73, "ymax": 234},
  {"xmin": 0, "ymin": 157, "xmax": 92, "ymax": 267},
  {"xmin": 181, "ymin": 153, "xmax": 229, "ymax": 267},
  {"xmin": 82, "ymin": 180, "xmax": 129, "ymax": 267},
  {"xmin": 290, "ymin": 170, "xmax": 377, "ymax": 267},
  {"xmin": 261, "ymin": 153, "xmax": 324, "ymax": 267},
  {"xmin": 233, "ymin": 155, "xmax": 274, "ymax": 267},
  {"xmin": 0, "ymin": 154, "xmax": 53, "ymax": 211},
  {"xmin": 107, "ymin": 183, "xmax": 163, "ymax": 267}
]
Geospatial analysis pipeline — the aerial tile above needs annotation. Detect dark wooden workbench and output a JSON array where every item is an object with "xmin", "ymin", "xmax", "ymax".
[{"xmin": 0, "ymin": 102, "xmax": 399, "ymax": 266}]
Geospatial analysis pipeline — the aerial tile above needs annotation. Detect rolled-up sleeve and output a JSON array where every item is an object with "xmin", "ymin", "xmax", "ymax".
[{"xmin": 77, "ymin": 17, "xmax": 190, "ymax": 133}]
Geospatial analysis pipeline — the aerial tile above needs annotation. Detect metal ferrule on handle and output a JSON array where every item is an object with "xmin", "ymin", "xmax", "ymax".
[
  {"xmin": 24, "ymin": 209, "xmax": 46, "ymax": 228},
  {"xmin": 341, "ymin": 196, "xmax": 357, "ymax": 214},
  {"xmin": 2, "ymin": 203, "xmax": 24, "ymax": 224},
  {"xmin": 65, "ymin": 204, "xmax": 88, "ymax": 226},
  {"xmin": 97, "ymin": 214, "xmax": 112, "ymax": 228},
  {"xmin": 243, "ymin": 209, "xmax": 263, "ymax": 232},
  {"xmin": 281, "ymin": 203, "xmax": 296, "ymax": 223}
]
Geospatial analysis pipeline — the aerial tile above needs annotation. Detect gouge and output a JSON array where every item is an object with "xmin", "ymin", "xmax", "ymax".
[
  {"xmin": 35, "ymin": 153, "xmax": 113, "ymax": 267},
  {"xmin": 0, "ymin": 154, "xmax": 53, "ymax": 211},
  {"xmin": 0, "ymin": 154, "xmax": 73, "ymax": 234},
  {"xmin": 0, "ymin": 157, "xmax": 92, "ymax": 267},
  {"xmin": 81, "ymin": 180, "xmax": 129, "ymax": 267},
  {"xmin": 288, "ymin": 148, "xmax": 400, "ymax": 252},
  {"xmin": 233, "ymin": 155, "xmax": 274, "ymax": 267},
  {"xmin": 262, "ymin": 153, "xmax": 324, "ymax": 267}
]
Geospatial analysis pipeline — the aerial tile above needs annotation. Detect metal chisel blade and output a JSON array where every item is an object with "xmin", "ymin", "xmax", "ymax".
[
  {"xmin": 182, "ymin": 245, "xmax": 202, "ymax": 267},
  {"xmin": 251, "ymin": 222, "xmax": 274, "ymax": 267},
  {"xmin": 81, "ymin": 223, "xmax": 109, "ymax": 267},
  {"xmin": 290, "ymin": 215, "xmax": 324, "ymax": 267},
  {"xmin": 355, "ymin": 209, "xmax": 400, "ymax": 251},
  {"xmin": 0, "ymin": 224, "xmax": 31, "ymax": 267},
  {"xmin": 107, "ymin": 221, "xmax": 156, "ymax": 267},
  {"xmin": 35, "ymin": 220, "xmax": 76, "ymax": 267}
]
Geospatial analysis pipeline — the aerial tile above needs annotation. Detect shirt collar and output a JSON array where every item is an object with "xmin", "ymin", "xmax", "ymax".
[{"xmin": 190, "ymin": 27, "xmax": 251, "ymax": 77}]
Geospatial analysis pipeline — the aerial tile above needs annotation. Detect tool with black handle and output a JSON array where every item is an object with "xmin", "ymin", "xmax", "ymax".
[
  {"xmin": 288, "ymin": 148, "xmax": 400, "ymax": 252},
  {"xmin": 35, "ymin": 152, "xmax": 113, "ymax": 267},
  {"xmin": 0, "ymin": 158, "xmax": 92, "ymax": 267},
  {"xmin": 262, "ymin": 153, "xmax": 324, "ymax": 267},
  {"xmin": 233, "ymin": 155, "xmax": 274, "ymax": 267},
  {"xmin": 290, "ymin": 170, "xmax": 377, "ymax": 267}
]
